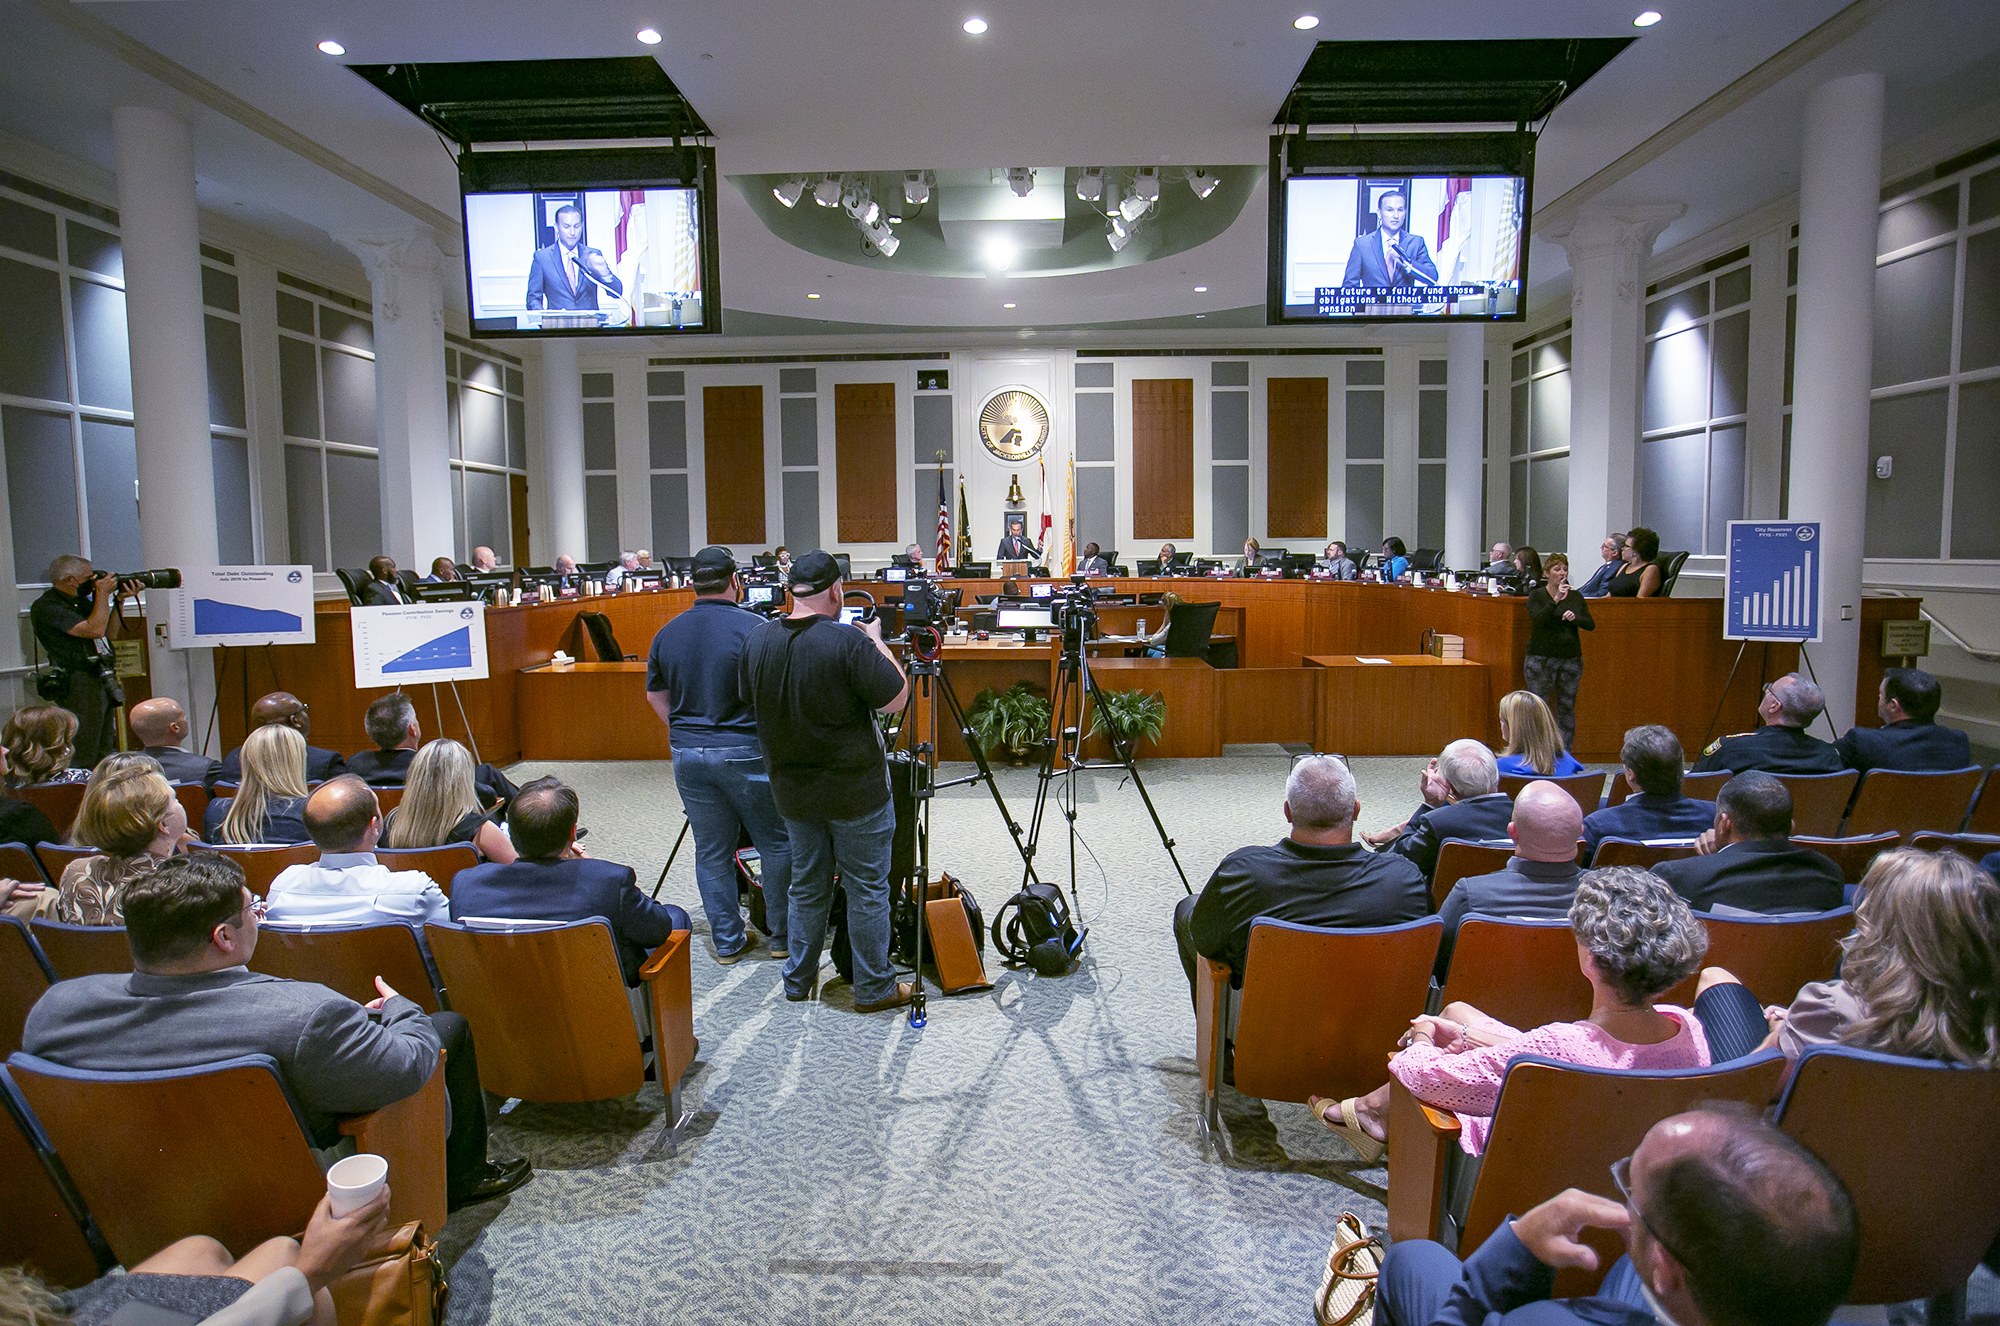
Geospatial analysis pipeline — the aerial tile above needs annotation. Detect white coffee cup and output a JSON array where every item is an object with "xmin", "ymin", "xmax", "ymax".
[{"xmin": 326, "ymin": 1152, "xmax": 388, "ymax": 1217}]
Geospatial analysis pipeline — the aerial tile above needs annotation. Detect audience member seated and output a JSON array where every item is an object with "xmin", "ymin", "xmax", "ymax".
[
  {"xmin": 1575, "ymin": 531, "xmax": 1625, "ymax": 597},
  {"xmin": 266, "ymin": 777, "xmax": 449, "ymax": 927},
  {"xmin": 1582, "ymin": 726, "xmax": 1716, "ymax": 863},
  {"xmin": 129, "ymin": 696, "xmax": 222, "ymax": 785},
  {"xmin": 211, "ymin": 692, "xmax": 346, "ymax": 789},
  {"xmin": 1366, "ymin": 740, "xmax": 1514, "ymax": 879},
  {"xmin": 1692, "ymin": 672, "xmax": 1842, "ymax": 775},
  {"xmin": 1171, "ymin": 755, "xmax": 1425, "ymax": 1006},
  {"xmin": 448, "ymin": 777, "xmax": 689, "ymax": 985},
  {"xmin": 1604, "ymin": 526, "xmax": 1664, "ymax": 597},
  {"xmin": 344, "ymin": 693, "xmax": 518, "ymax": 806},
  {"xmin": 50, "ymin": 756, "xmax": 191, "ymax": 924},
  {"xmin": 4, "ymin": 1186, "xmax": 391, "ymax": 1326},
  {"xmin": 356, "ymin": 555, "xmax": 408, "ymax": 606},
  {"xmin": 22, "ymin": 852, "xmax": 530, "ymax": 1208},
  {"xmin": 0, "ymin": 751, "xmax": 59, "ymax": 916},
  {"xmin": 1652, "ymin": 772, "xmax": 1844, "ymax": 915},
  {"xmin": 604, "ymin": 550, "xmax": 641, "ymax": 588},
  {"xmin": 1432, "ymin": 780, "xmax": 1586, "ymax": 983},
  {"xmin": 1495, "ymin": 689, "xmax": 1584, "ymax": 778},
  {"xmin": 381, "ymin": 738, "xmax": 518, "ymax": 864},
  {"xmin": 1834, "ymin": 666, "xmax": 1972, "ymax": 775},
  {"xmin": 1310, "ymin": 867, "xmax": 1710, "ymax": 1162},
  {"xmin": 420, "ymin": 556, "xmax": 458, "ymax": 583},
  {"xmin": 1694, "ymin": 846, "xmax": 2000, "ymax": 1066},
  {"xmin": 3, "ymin": 704, "xmax": 91, "ymax": 786},
  {"xmin": 1377, "ymin": 1107, "xmax": 1858, "ymax": 1326},
  {"xmin": 204, "ymin": 725, "xmax": 310, "ymax": 845}
]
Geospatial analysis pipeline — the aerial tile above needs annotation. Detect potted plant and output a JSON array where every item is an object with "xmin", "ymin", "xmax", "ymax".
[
  {"xmin": 967, "ymin": 681, "xmax": 1052, "ymax": 765},
  {"xmin": 1088, "ymin": 689, "xmax": 1167, "ymax": 758}
]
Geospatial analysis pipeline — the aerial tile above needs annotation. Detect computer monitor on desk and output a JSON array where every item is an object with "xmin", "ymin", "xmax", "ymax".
[
  {"xmin": 410, "ymin": 582, "xmax": 473, "ymax": 603},
  {"xmin": 954, "ymin": 562, "xmax": 992, "ymax": 579},
  {"xmin": 995, "ymin": 604, "xmax": 1054, "ymax": 642}
]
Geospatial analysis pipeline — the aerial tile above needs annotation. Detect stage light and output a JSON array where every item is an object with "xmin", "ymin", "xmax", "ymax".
[
  {"xmin": 963, "ymin": 16, "xmax": 988, "ymax": 33},
  {"xmin": 872, "ymin": 231, "xmax": 901, "ymax": 257},
  {"xmin": 847, "ymin": 194, "xmax": 881, "ymax": 226},
  {"xmin": 904, "ymin": 172, "xmax": 929, "ymax": 205},
  {"xmin": 1106, "ymin": 226, "xmax": 1132, "ymax": 253},
  {"xmin": 1633, "ymin": 9, "xmax": 1662, "ymax": 24},
  {"xmin": 1075, "ymin": 168, "xmax": 1102, "ymax": 201},
  {"xmin": 317, "ymin": 39, "xmax": 346, "ymax": 55},
  {"xmin": 1188, "ymin": 169, "xmax": 1219, "ymax": 199},
  {"xmin": 636, "ymin": 28, "xmax": 662, "ymax": 44},
  {"xmin": 1133, "ymin": 167, "xmax": 1160, "ymax": 203},
  {"xmin": 813, "ymin": 175, "xmax": 843, "ymax": 208},
  {"xmin": 982, "ymin": 237, "xmax": 1017, "ymax": 271},
  {"xmin": 1110, "ymin": 213, "xmax": 1131, "ymax": 239},
  {"xmin": 1293, "ymin": 14, "xmax": 1319, "ymax": 29},
  {"xmin": 1118, "ymin": 191, "xmax": 1149, "ymax": 223},
  {"xmin": 772, "ymin": 178, "xmax": 806, "ymax": 208},
  {"xmin": 1007, "ymin": 167, "xmax": 1035, "ymax": 198}
]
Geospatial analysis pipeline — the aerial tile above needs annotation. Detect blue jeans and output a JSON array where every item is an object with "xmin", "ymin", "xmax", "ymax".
[
  {"xmin": 784, "ymin": 798, "xmax": 896, "ymax": 1003},
  {"xmin": 670, "ymin": 744, "xmax": 792, "ymax": 956}
]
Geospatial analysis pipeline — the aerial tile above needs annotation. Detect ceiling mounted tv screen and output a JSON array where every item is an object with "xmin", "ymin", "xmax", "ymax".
[
  {"xmin": 460, "ymin": 145, "xmax": 720, "ymax": 337},
  {"xmin": 1268, "ymin": 132, "xmax": 1533, "ymax": 324}
]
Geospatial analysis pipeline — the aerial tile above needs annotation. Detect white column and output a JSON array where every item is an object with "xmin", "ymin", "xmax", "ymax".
[
  {"xmin": 1382, "ymin": 345, "xmax": 1419, "ymax": 546},
  {"xmin": 539, "ymin": 338, "xmax": 587, "ymax": 559},
  {"xmin": 1788, "ymin": 73, "xmax": 1883, "ymax": 733},
  {"xmin": 113, "ymin": 106, "xmax": 219, "ymax": 731},
  {"xmin": 1444, "ymin": 323, "xmax": 1486, "ymax": 568},
  {"xmin": 1552, "ymin": 203, "xmax": 1684, "ymax": 560},
  {"xmin": 335, "ymin": 229, "xmax": 453, "ymax": 572}
]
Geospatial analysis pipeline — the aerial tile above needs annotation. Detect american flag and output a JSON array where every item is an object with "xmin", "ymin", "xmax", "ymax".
[{"xmin": 935, "ymin": 467, "xmax": 951, "ymax": 568}]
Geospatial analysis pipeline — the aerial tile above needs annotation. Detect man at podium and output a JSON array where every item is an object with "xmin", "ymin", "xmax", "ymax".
[
  {"xmin": 525, "ymin": 205, "xmax": 623, "ymax": 313},
  {"xmin": 996, "ymin": 515, "xmax": 1038, "ymax": 562}
]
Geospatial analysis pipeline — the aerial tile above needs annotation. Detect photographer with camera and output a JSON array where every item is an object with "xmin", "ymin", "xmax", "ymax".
[{"xmin": 32, "ymin": 555, "xmax": 142, "ymax": 769}]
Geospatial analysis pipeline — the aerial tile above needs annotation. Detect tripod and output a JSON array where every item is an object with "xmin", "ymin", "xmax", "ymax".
[{"xmin": 1020, "ymin": 595, "xmax": 1191, "ymax": 943}]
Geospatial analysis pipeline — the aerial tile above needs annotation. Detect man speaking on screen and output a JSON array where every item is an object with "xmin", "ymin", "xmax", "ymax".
[
  {"xmin": 526, "ymin": 203, "xmax": 624, "ymax": 312},
  {"xmin": 1340, "ymin": 190, "xmax": 1439, "ymax": 290}
]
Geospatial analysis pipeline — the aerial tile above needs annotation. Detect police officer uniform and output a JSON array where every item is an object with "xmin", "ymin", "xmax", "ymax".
[
  {"xmin": 1835, "ymin": 719, "xmax": 1973, "ymax": 776},
  {"xmin": 1692, "ymin": 724, "xmax": 1844, "ymax": 776}
]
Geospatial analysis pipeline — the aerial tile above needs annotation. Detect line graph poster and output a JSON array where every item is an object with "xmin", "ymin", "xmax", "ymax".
[
  {"xmin": 1725, "ymin": 521, "xmax": 1822, "ymax": 643},
  {"xmin": 351, "ymin": 602, "xmax": 489, "ymax": 687},
  {"xmin": 166, "ymin": 566, "xmax": 316, "ymax": 648}
]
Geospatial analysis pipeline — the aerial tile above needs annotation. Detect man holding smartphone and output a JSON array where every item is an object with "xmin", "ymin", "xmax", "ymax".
[{"xmin": 33, "ymin": 555, "xmax": 140, "ymax": 768}]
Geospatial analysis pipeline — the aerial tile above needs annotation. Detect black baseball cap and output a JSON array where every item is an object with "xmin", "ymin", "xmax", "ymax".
[
  {"xmin": 690, "ymin": 547, "xmax": 736, "ymax": 584},
  {"xmin": 789, "ymin": 550, "xmax": 842, "ymax": 595}
]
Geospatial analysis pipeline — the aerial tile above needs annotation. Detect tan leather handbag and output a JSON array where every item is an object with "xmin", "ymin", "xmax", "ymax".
[{"xmin": 330, "ymin": 1222, "xmax": 448, "ymax": 1326}]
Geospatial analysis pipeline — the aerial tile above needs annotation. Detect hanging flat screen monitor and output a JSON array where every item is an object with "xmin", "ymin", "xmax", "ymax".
[
  {"xmin": 1268, "ymin": 132, "xmax": 1533, "ymax": 324},
  {"xmin": 460, "ymin": 145, "xmax": 720, "ymax": 337}
]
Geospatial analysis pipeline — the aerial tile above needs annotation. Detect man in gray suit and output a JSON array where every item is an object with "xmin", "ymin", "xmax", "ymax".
[
  {"xmin": 1429, "ymin": 780, "xmax": 1586, "ymax": 983},
  {"xmin": 23, "ymin": 853, "xmax": 530, "ymax": 1209}
]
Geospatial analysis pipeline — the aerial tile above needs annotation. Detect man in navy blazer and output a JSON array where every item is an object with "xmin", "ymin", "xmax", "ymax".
[
  {"xmin": 1836, "ymin": 667, "xmax": 1972, "ymax": 776},
  {"xmin": 1377, "ymin": 1109, "xmax": 1857, "ymax": 1326},
  {"xmin": 1341, "ymin": 191, "xmax": 1439, "ymax": 291},
  {"xmin": 1582, "ymin": 726, "xmax": 1717, "ymax": 864},
  {"xmin": 210, "ymin": 691, "xmax": 345, "ymax": 791},
  {"xmin": 1653, "ymin": 773, "xmax": 1845, "ymax": 915},
  {"xmin": 448, "ymin": 777, "xmax": 688, "ymax": 984},
  {"xmin": 525, "ymin": 204, "xmax": 623, "ymax": 313}
]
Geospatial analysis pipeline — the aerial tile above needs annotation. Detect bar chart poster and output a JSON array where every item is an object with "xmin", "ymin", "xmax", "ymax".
[
  {"xmin": 1725, "ymin": 521, "xmax": 1822, "ymax": 642},
  {"xmin": 166, "ymin": 567, "xmax": 317, "ymax": 648},
  {"xmin": 351, "ymin": 603, "xmax": 489, "ymax": 687}
]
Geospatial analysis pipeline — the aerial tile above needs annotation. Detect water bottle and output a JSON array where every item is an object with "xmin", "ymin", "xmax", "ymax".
[{"xmin": 1135, "ymin": 617, "xmax": 1147, "ymax": 639}]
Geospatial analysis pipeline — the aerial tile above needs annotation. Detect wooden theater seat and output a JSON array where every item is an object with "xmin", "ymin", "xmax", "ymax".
[
  {"xmin": 1663, "ymin": 907, "xmax": 1854, "ymax": 1008},
  {"xmin": 32, "ymin": 842, "xmax": 101, "ymax": 886},
  {"xmin": 1680, "ymin": 770, "xmax": 1730, "ymax": 801},
  {"xmin": 0, "ymin": 842, "xmax": 49, "ymax": 887},
  {"xmin": 1908, "ymin": 831, "xmax": 2000, "ymax": 863},
  {"xmin": 0, "ymin": 1066, "xmax": 102, "ymax": 1287},
  {"xmin": 1497, "ymin": 771, "xmax": 1605, "ymax": 809},
  {"xmin": 1436, "ymin": 918, "xmax": 1592, "ymax": 1029},
  {"xmin": 1770, "ymin": 770, "xmax": 1858, "ymax": 838},
  {"xmin": 15, "ymin": 783, "xmax": 86, "ymax": 838},
  {"xmin": 1842, "ymin": 766, "xmax": 1983, "ymax": 838},
  {"xmin": 251, "ymin": 922, "xmax": 444, "ymax": 1013},
  {"xmin": 29, "ymin": 921, "xmax": 131, "ymax": 981},
  {"xmin": 1589, "ymin": 838, "xmax": 1698, "ymax": 872},
  {"xmin": 1792, "ymin": 832, "xmax": 1900, "ymax": 884},
  {"xmin": 0, "ymin": 917, "xmax": 54, "ymax": 1058},
  {"xmin": 373, "ymin": 844, "xmax": 481, "ymax": 895},
  {"xmin": 1430, "ymin": 839, "xmax": 1515, "ymax": 909},
  {"xmin": 1963, "ymin": 768, "xmax": 2000, "ymax": 836},
  {"xmin": 6, "ymin": 1048, "xmax": 446, "ymax": 1262},
  {"xmin": 199, "ymin": 843, "xmax": 319, "ymax": 897},
  {"xmin": 171, "ymin": 783, "xmax": 209, "ymax": 830}
]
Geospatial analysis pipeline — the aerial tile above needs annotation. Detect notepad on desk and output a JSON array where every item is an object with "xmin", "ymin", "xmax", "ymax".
[{"xmin": 1355, "ymin": 657, "xmax": 1393, "ymax": 665}]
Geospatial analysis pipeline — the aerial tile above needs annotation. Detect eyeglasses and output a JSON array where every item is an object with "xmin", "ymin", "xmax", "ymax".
[
  {"xmin": 1609, "ymin": 1154, "xmax": 1682, "ymax": 1262},
  {"xmin": 1291, "ymin": 752, "xmax": 1349, "ymax": 768},
  {"xmin": 238, "ymin": 897, "xmax": 267, "ymax": 923}
]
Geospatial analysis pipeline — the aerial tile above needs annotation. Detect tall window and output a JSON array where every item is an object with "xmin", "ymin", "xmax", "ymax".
[
  {"xmin": 1508, "ymin": 323, "xmax": 1570, "ymax": 550},
  {"xmin": 446, "ymin": 338, "xmax": 526, "ymax": 566},
  {"xmin": 1638, "ymin": 247, "xmax": 1751, "ymax": 558},
  {"xmin": 202, "ymin": 246, "xmax": 255, "ymax": 565},
  {"xmin": 277, "ymin": 274, "xmax": 378, "ymax": 573}
]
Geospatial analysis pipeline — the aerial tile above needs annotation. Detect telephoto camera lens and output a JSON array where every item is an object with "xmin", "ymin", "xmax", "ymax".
[{"xmin": 117, "ymin": 569, "xmax": 182, "ymax": 590}]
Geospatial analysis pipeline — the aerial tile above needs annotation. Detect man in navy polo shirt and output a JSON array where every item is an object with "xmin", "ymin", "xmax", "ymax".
[{"xmin": 645, "ymin": 546, "xmax": 792, "ymax": 964}]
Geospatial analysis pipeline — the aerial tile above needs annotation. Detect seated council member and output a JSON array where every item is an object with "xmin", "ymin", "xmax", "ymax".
[
  {"xmin": 357, "ymin": 556, "xmax": 408, "ymax": 606},
  {"xmin": 1496, "ymin": 689, "xmax": 1584, "ymax": 779},
  {"xmin": 1430, "ymin": 781, "xmax": 1584, "ymax": 984},
  {"xmin": 1834, "ymin": 666, "xmax": 1972, "ymax": 775},
  {"xmin": 1171, "ymin": 755, "xmax": 1424, "ymax": 1006},
  {"xmin": 1318, "ymin": 541, "xmax": 1357, "ymax": 580},
  {"xmin": 420, "ymin": 557, "xmax": 458, "ymax": 584},
  {"xmin": 1605, "ymin": 526, "xmax": 1664, "ymax": 597},
  {"xmin": 1155, "ymin": 542, "xmax": 1181, "ymax": 572},
  {"xmin": 1368, "ymin": 739, "xmax": 1514, "ymax": 880},
  {"xmin": 604, "ymin": 551, "xmax": 641, "ymax": 589},
  {"xmin": 204, "ymin": 725, "xmax": 311, "ymax": 845},
  {"xmin": 267, "ymin": 777, "xmax": 449, "ymax": 928},
  {"xmin": 1652, "ymin": 772, "xmax": 1844, "ymax": 916},
  {"xmin": 1692, "ymin": 672, "xmax": 1843, "ymax": 775},
  {"xmin": 212, "ymin": 692, "xmax": 345, "ymax": 790},
  {"xmin": 1486, "ymin": 541, "xmax": 1515, "ymax": 573},
  {"xmin": 1509, "ymin": 545, "xmax": 1544, "ymax": 595},
  {"xmin": 1240, "ymin": 538, "xmax": 1268, "ymax": 574},
  {"xmin": 1380, "ymin": 537, "xmax": 1411, "ymax": 583},
  {"xmin": 1577, "ymin": 532, "xmax": 1626, "ymax": 597},
  {"xmin": 381, "ymin": 739, "xmax": 518, "ymax": 864},
  {"xmin": 129, "ymin": 696, "xmax": 221, "ymax": 786},
  {"xmin": 471, "ymin": 545, "xmax": 500, "ymax": 572},
  {"xmin": 1582, "ymin": 726, "xmax": 1718, "ymax": 864},
  {"xmin": 1079, "ymin": 542, "xmax": 1109, "ymax": 575}
]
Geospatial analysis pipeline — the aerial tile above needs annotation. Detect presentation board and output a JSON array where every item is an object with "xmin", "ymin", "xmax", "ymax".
[
  {"xmin": 1724, "ymin": 521, "xmax": 1822, "ymax": 643},
  {"xmin": 351, "ymin": 603, "xmax": 490, "ymax": 687},
  {"xmin": 166, "ymin": 567, "xmax": 317, "ymax": 648}
]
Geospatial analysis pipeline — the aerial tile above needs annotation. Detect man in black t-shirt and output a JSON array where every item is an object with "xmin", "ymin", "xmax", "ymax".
[
  {"xmin": 739, "ymin": 551, "xmax": 911, "ymax": 1010},
  {"xmin": 646, "ymin": 547, "xmax": 793, "ymax": 965},
  {"xmin": 31, "ymin": 555, "xmax": 138, "ymax": 769}
]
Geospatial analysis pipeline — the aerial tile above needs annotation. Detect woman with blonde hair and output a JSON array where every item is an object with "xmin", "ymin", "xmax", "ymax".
[
  {"xmin": 52, "ymin": 757, "xmax": 189, "ymax": 924},
  {"xmin": 3, "ymin": 705, "xmax": 90, "ymax": 787},
  {"xmin": 1495, "ymin": 689, "xmax": 1585, "ymax": 778},
  {"xmin": 381, "ymin": 738, "xmax": 516, "ymax": 863},
  {"xmin": 203, "ymin": 724, "xmax": 309, "ymax": 845}
]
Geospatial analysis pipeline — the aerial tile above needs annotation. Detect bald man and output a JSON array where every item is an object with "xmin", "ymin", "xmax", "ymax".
[
  {"xmin": 129, "ymin": 697, "xmax": 220, "ymax": 786},
  {"xmin": 1430, "ymin": 780, "xmax": 1585, "ymax": 983},
  {"xmin": 471, "ymin": 546, "xmax": 499, "ymax": 572},
  {"xmin": 208, "ymin": 691, "xmax": 346, "ymax": 791},
  {"xmin": 1379, "ymin": 1108, "xmax": 1858, "ymax": 1326},
  {"xmin": 266, "ymin": 777, "xmax": 448, "ymax": 928}
]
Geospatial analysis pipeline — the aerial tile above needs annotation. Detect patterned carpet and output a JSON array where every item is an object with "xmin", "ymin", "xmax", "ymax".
[{"xmin": 436, "ymin": 747, "xmax": 1429, "ymax": 1325}]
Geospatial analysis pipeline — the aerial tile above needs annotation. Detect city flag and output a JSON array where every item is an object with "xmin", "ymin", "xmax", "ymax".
[
  {"xmin": 957, "ymin": 477, "xmax": 973, "ymax": 566},
  {"xmin": 936, "ymin": 468, "xmax": 952, "ymax": 568},
  {"xmin": 1063, "ymin": 457, "xmax": 1077, "ymax": 576}
]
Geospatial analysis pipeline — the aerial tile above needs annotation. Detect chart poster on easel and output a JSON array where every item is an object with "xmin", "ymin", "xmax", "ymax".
[
  {"xmin": 166, "ymin": 567, "xmax": 317, "ymax": 648},
  {"xmin": 351, "ymin": 602, "xmax": 490, "ymax": 687},
  {"xmin": 1724, "ymin": 521, "xmax": 1822, "ymax": 643}
]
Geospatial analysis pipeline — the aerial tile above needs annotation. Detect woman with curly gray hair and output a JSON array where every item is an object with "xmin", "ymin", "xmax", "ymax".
[{"xmin": 1309, "ymin": 866, "xmax": 1712, "ymax": 1161}]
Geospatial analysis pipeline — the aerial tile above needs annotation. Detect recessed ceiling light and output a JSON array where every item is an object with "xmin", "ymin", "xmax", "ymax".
[
  {"xmin": 982, "ymin": 237, "xmax": 1017, "ymax": 271},
  {"xmin": 636, "ymin": 27, "xmax": 662, "ymax": 44},
  {"xmin": 806, "ymin": 293, "xmax": 821, "ymax": 299},
  {"xmin": 1195, "ymin": 314, "xmax": 1207, "ymax": 318},
  {"xmin": 1293, "ymin": 14, "xmax": 1319, "ymax": 30},
  {"xmin": 1003, "ymin": 302, "xmax": 1016, "ymax": 309},
  {"xmin": 1633, "ymin": 9, "xmax": 1662, "ymax": 25},
  {"xmin": 1194, "ymin": 285, "xmax": 1208, "ymax": 292},
  {"xmin": 317, "ymin": 39, "xmax": 345, "ymax": 55},
  {"xmin": 963, "ymin": 16, "xmax": 988, "ymax": 34}
]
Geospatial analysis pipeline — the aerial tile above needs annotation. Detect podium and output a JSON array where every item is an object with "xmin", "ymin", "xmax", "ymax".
[{"xmin": 997, "ymin": 560, "xmax": 1029, "ymax": 580}]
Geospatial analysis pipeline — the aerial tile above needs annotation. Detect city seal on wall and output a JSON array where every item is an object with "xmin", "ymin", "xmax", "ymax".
[{"xmin": 977, "ymin": 387, "xmax": 1051, "ymax": 464}]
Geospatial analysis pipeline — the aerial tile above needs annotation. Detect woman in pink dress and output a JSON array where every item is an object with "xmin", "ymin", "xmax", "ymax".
[{"xmin": 1310, "ymin": 866, "xmax": 1712, "ymax": 1160}]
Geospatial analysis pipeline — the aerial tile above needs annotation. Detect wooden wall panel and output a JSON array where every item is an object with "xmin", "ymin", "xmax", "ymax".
[
  {"xmin": 703, "ymin": 384, "xmax": 766, "ymax": 544},
  {"xmin": 1266, "ymin": 377, "xmax": 1329, "ymax": 540},
  {"xmin": 1132, "ymin": 378, "xmax": 1194, "ymax": 541},
  {"xmin": 835, "ymin": 382, "xmax": 898, "ymax": 543}
]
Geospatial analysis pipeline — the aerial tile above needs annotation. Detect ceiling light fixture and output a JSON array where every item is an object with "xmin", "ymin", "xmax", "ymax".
[
  {"xmin": 1293, "ymin": 14, "xmax": 1319, "ymax": 29},
  {"xmin": 1003, "ymin": 302, "xmax": 1016, "ymax": 309},
  {"xmin": 1133, "ymin": 167, "xmax": 1160, "ymax": 203},
  {"xmin": 1188, "ymin": 168, "xmax": 1219, "ymax": 199},
  {"xmin": 812, "ymin": 175, "xmax": 843, "ymax": 208},
  {"xmin": 772, "ymin": 178, "xmax": 806, "ymax": 208},
  {"xmin": 1117, "ymin": 191, "xmax": 1150, "ymax": 223},
  {"xmin": 1106, "ymin": 227, "xmax": 1133, "ymax": 253},
  {"xmin": 982, "ymin": 237, "xmax": 1017, "ymax": 271},
  {"xmin": 1194, "ymin": 285, "xmax": 1208, "ymax": 292},
  {"xmin": 1075, "ymin": 168, "xmax": 1103, "ymax": 202},
  {"xmin": 317, "ymin": 39, "xmax": 345, "ymax": 55},
  {"xmin": 1633, "ymin": 9, "xmax": 1662, "ymax": 24},
  {"xmin": 963, "ymin": 16, "xmax": 988, "ymax": 33},
  {"xmin": 904, "ymin": 171, "xmax": 930, "ymax": 205},
  {"xmin": 636, "ymin": 27, "xmax": 662, "ymax": 44},
  {"xmin": 871, "ymin": 231, "xmax": 900, "ymax": 257},
  {"xmin": 1007, "ymin": 167, "xmax": 1035, "ymax": 198},
  {"xmin": 807, "ymin": 293, "xmax": 821, "ymax": 299}
]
